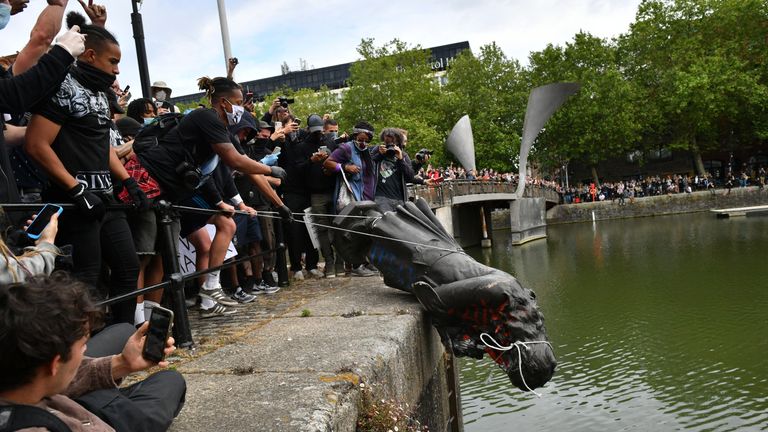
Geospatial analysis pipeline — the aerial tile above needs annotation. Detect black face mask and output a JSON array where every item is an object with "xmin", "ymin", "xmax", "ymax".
[{"xmin": 72, "ymin": 61, "xmax": 117, "ymax": 93}]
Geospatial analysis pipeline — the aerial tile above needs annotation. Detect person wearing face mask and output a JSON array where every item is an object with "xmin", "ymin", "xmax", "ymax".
[
  {"xmin": 133, "ymin": 76, "xmax": 291, "ymax": 317},
  {"xmin": 150, "ymin": 80, "xmax": 179, "ymax": 113},
  {"xmin": 126, "ymin": 97, "xmax": 157, "ymax": 125},
  {"xmin": 323, "ymin": 121, "xmax": 378, "ymax": 277},
  {"xmin": 231, "ymin": 118, "xmax": 282, "ymax": 291},
  {"xmin": 24, "ymin": 12, "xmax": 147, "ymax": 325}
]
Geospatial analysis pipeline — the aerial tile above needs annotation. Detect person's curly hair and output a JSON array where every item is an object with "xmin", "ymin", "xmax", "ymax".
[{"xmin": 0, "ymin": 273, "xmax": 103, "ymax": 392}]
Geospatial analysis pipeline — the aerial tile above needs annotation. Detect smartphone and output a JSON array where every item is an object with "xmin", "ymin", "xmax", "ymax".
[
  {"xmin": 294, "ymin": 119, "xmax": 302, "ymax": 126},
  {"xmin": 142, "ymin": 305, "xmax": 174, "ymax": 363},
  {"xmin": 26, "ymin": 204, "xmax": 63, "ymax": 240},
  {"xmin": 274, "ymin": 121, "xmax": 283, "ymax": 130},
  {"xmin": 122, "ymin": 84, "xmax": 130, "ymax": 94},
  {"xmin": 244, "ymin": 91, "xmax": 254, "ymax": 105},
  {"xmin": 272, "ymin": 146, "xmax": 281, "ymax": 155},
  {"xmin": 318, "ymin": 145, "xmax": 330, "ymax": 155}
]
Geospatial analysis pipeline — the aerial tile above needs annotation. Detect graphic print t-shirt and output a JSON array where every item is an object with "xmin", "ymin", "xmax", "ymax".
[
  {"xmin": 35, "ymin": 73, "xmax": 113, "ymax": 199},
  {"xmin": 376, "ymin": 157, "xmax": 403, "ymax": 200}
]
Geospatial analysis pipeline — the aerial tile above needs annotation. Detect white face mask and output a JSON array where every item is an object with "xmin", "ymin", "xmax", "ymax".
[
  {"xmin": 154, "ymin": 90, "xmax": 167, "ymax": 101},
  {"xmin": 226, "ymin": 103, "xmax": 244, "ymax": 126}
]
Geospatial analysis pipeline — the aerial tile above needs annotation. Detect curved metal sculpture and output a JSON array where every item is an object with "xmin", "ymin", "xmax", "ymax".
[
  {"xmin": 333, "ymin": 199, "xmax": 556, "ymax": 391},
  {"xmin": 515, "ymin": 83, "xmax": 580, "ymax": 196},
  {"xmin": 445, "ymin": 115, "xmax": 476, "ymax": 173}
]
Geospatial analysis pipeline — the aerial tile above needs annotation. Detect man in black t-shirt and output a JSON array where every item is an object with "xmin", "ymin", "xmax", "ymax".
[
  {"xmin": 25, "ymin": 15, "xmax": 147, "ymax": 325},
  {"xmin": 134, "ymin": 76, "xmax": 291, "ymax": 317}
]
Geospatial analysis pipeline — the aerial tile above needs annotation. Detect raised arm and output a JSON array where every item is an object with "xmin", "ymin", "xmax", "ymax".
[
  {"xmin": 11, "ymin": 0, "xmax": 69, "ymax": 76},
  {"xmin": 0, "ymin": 45, "xmax": 74, "ymax": 114}
]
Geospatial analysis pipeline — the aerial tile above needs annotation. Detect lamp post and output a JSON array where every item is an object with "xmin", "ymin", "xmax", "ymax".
[
  {"xmin": 216, "ymin": 0, "xmax": 233, "ymax": 73},
  {"xmin": 130, "ymin": 0, "xmax": 151, "ymax": 98}
]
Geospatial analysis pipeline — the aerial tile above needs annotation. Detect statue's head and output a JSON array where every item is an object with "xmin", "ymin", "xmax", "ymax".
[
  {"xmin": 442, "ymin": 276, "xmax": 556, "ymax": 392},
  {"xmin": 490, "ymin": 279, "xmax": 556, "ymax": 391}
]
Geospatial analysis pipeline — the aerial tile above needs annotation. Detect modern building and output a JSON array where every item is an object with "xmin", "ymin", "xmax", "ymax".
[{"xmin": 170, "ymin": 41, "xmax": 470, "ymax": 106}]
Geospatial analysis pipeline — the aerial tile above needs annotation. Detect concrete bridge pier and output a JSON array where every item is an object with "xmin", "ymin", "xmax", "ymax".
[
  {"xmin": 509, "ymin": 197, "xmax": 547, "ymax": 245},
  {"xmin": 434, "ymin": 204, "xmax": 498, "ymax": 249}
]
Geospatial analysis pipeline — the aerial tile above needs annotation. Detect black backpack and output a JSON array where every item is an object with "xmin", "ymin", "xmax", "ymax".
[
  {"xmin": 132, "ymin": 112, "xmax": 184, "ymax": 154},
  {"xmin": 0, "ymin": 405, "xmax": 72, "ymax": 432}
]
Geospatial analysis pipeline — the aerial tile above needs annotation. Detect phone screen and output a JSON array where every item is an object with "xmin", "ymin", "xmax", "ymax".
[
  {"xmin": 274, "ymin": 121, "xmax": 283, "ymax": 130},
  {"xmin": 142, "ymin": 307, "xmax": 174, "ymax": 362},
  {"xmin": 26, "ymin": 204, "xmax": 62, "ymax": 239}
]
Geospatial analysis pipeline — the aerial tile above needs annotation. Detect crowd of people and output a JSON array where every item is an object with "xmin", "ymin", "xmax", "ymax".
[
  {"xmin": 0, "ymin": 3, "xmax": 443, "ymax": 430},
  {"xmin": 560, "ymin": 170, "xmax": 766, "ymax": 204}
]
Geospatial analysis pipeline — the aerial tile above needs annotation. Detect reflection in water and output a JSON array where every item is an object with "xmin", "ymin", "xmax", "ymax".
[{"xmin": 461, "ymin": 213, "xmax": 768, "ymax": 431}]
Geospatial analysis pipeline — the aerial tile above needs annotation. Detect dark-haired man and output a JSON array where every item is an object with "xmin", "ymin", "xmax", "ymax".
[
  {"xmin": 0, "ymin": 275, "xmax": 186, "ymax": 432},
  {"xmin": 25, "ymin": 12, "xmax": 147, "ymax": 324}
]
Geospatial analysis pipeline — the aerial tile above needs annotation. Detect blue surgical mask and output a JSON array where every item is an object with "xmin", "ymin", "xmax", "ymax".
[
  {"xmin": 143, "ymin": 117, "xmax": 154, "ymax": 125},
  {"xmin": 0, "ymin": 3, "xmax": 12, "ymax": 31}
]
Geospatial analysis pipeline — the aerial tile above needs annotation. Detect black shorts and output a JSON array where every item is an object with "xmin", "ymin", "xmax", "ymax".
[
  {"xmin": 234, "ymin": 213, "xmax": 262, "ymax": 248},
  {"xmin": 178, "ymin": 195, "xmax": 214, "ymax": 238}
]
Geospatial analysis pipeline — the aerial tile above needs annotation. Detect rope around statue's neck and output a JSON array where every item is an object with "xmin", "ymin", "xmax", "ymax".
[{"xmin": 480, "ymin": 333, "xmax": 553, "ymax": 398}]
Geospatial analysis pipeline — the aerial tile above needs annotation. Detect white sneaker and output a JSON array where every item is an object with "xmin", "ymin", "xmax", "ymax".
[
  {"xmin": 293, "ymin": 270, "xmax": 305, "ymax": 281},
  {"xmin": 200, "ymin": 302, "xmax": 237, "ymax": 318},
  {"xmin": 200, "ymin": 287, "xmax": 239, "ymax": 307}
]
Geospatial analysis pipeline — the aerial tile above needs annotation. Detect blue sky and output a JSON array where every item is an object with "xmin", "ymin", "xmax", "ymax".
[{"xmin": 1, "ymin": 0, "xmax": 640, "ymax": 97}]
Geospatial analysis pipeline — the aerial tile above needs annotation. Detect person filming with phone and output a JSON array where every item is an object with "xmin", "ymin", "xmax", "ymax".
[
  {"xmin": 0, "ymin": 205, "xmax": 60, "ymax": 283},
  {"xmin": 0, "ymin": 274, "xmax": 186, "ymax": 432}
]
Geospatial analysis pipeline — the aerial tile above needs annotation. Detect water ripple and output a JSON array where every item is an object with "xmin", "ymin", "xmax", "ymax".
[{"xmin": 461, "ymin": 213, "xmax": 768, "ymax": 432}]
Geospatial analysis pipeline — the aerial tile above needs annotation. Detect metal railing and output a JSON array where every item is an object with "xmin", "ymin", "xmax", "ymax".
[
  {"xmin": 1, "ymin": 201, "xmax": 289, "ymax": 349},
  {"xmin": 409, "ymin": 180, "xmax": 560, "ymax": 208}
]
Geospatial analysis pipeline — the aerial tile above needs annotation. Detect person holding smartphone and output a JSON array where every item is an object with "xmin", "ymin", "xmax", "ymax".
[
  {"xmin": 0, "ymin": 208, "xmax": 59, "ymax": 283},
  {"xmin": 0, "ymin": 274, "xmax": 186, "ymax": 432}
]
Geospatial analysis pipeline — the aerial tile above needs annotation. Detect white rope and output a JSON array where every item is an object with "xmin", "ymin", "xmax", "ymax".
[
  {"xmin": 479, "ymin": 332, "xmax": 553, "ymax": 398},
  {"xmin": 257, "ymin": 213, "xmax": 464, "ymax": 254}
]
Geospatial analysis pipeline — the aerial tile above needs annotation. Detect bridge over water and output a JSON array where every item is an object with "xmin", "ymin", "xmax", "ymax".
[{"xmin": 409, "ymin": 180, "xmax": 560, "ymax": 247}]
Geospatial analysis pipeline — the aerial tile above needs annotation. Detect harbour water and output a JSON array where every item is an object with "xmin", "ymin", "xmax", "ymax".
[{"xmin": 461, "ymin": 213, "xmax": 768, "ymax": 431}]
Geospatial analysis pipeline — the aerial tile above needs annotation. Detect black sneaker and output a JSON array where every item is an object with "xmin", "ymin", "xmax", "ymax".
[
  {"xmin": 231, "ymin": 287, "xmax": 257, "ymax": 304},
  {"xmin": 252, "ymin": 281, "xmax": 280, "ymax": 295}
]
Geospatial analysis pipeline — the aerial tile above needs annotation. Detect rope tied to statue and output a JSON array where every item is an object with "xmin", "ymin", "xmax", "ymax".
[{"xmin": 479, "ymin": 332, "xmax": 553, "ymax": 398}]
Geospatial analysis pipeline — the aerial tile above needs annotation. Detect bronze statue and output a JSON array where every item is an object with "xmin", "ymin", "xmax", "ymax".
[{"xmin": 333, "ymin": 199, "xmax": 556, "ymax": 391}]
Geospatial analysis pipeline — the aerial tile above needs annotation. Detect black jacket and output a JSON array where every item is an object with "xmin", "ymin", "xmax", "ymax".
[{"xmin": 0, "ymin": 46, "xmax": 74, "ymax": 204}]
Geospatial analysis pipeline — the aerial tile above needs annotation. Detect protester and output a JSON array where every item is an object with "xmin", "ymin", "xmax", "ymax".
[
  {"xmin": 230, "ymin": 115, "xmax": 282, "ymax": 292},
  {"xmin": 0, "ymin": 7, "xmax": 84, "ymax": 206},
  {"xmin": 370, "ymin": 128, "xmax": 418, "ymax": 212},
  {"xmin": 324, "ymin": 121, "xmax": 378, "ymax": 277},
  {"xmin": 0, "ymin": 274, "xmax": 186, "ymax": 432},
  {"xmin": 303, "ymin": 113, "xmax": 339, "ymax": 278},
  {"xmin": 0, "ymin": 211, "xmax": 58, "ymax": 283},
  {"xmin": 24, "ymin": 12, "xmax": 146, "ymax": 325},
  {"xmin": 133, "ymin": 76, "xmax": 291, "ymax": 317}
]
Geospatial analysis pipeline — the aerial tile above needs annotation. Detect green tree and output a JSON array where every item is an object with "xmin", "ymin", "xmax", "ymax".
[
  {"xmin": 618, "ymin": 0, "xmax": 768, "ymax": 176},
  {"xmin": 254, "ymin": 86, "xmax": 341, "ymax": 125},
  {"xmin": 338, "ymin": 39, "xmax": 444, "ymax": 159},
  {"xmin": 441, "ymin": 43, "xmax": 528, "ymax": 172},
  {"xmin": 528, "ymin": 32, "xmax": 643, "ymax": 185}
]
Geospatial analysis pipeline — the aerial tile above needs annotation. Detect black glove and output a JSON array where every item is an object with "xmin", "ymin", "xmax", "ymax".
[
  {"xmin": 123, "ymin": 177, "xmax": 150, "ymax": 210},
  {"xmin": 270, "ymin": 165, "xmax": 287, "ymax": 182},
  {"xmin": 277, "ymin": 204, "xmax": 294, "ymax": 222},
  {"xmin": 69, "ymin": 183, "xmax": 105, "ymax": 221}
]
